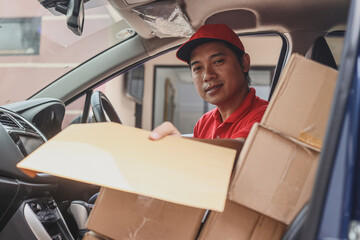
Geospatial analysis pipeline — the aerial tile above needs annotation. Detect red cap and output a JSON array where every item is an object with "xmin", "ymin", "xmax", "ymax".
[{"xmin": 176, "ymin": 24, "xmax": 245, "ymax": 63}]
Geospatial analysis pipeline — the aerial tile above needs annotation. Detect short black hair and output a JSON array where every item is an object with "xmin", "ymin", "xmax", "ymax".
[{"xmin": 224, "ymin": 42, "xmax": 251, "ymax": 85}]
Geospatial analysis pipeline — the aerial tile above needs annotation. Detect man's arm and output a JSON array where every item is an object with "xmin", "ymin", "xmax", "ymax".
[{"xmin": 149, "ymin": 121, "xmax": 181, "ymax": 140}]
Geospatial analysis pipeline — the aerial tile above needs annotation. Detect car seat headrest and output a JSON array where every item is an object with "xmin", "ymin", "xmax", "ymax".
[{"xmin": 305, "ymin": 36, "xmax": 337, "ymax": 70}]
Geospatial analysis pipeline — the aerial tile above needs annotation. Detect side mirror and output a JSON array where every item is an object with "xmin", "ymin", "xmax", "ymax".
[{"xmin": 66, "ymin": 0, "xmax": 84, "ymax": 36}]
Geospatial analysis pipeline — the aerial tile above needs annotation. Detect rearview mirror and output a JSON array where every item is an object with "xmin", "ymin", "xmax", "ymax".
[{"xmin": 66, "ymin": 0, "xmax": 84, "ymax": 36}]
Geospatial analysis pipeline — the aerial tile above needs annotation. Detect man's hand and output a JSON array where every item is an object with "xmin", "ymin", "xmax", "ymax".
[{"xmin": 149, "ymin": 121, "xmax": 181, "ymax": 140}]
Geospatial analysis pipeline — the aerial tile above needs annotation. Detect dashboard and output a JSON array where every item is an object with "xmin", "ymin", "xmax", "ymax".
[
  {"xmin": 0, "ymin": 98, "xmax": 64, "ymax": 182},
  {"xmin": 0, "ymin": 98, "xmax": 98, "ymax": 239}
]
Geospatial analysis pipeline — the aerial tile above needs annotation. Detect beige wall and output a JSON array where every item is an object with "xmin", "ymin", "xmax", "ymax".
[
  {"xmin": 142, "ymin": 51, "xmax": 186, "ymax": 130},
  {"xmin": 105, "ymin": 75, "xmax": 136, "ymax": 126}
]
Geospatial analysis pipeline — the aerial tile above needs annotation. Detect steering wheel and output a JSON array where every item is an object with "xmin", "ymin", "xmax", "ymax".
[{"xmin": 90, "ymin": 91, "xmax": 122, "ymax": 123}]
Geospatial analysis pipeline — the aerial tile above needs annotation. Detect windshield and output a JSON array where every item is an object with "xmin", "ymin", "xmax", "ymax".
[{"xmin": 0, "ymin": 0, "xmax": 125, "ymax": 105}]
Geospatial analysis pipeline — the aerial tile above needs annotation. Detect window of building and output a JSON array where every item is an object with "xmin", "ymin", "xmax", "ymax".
[
  {"xmin": 125, "ymin": 65, "xmax": 145, "ymax": 104},
  {"xmin": 0, "ymin": 17, "xmax": 41, "ymax": 56}
]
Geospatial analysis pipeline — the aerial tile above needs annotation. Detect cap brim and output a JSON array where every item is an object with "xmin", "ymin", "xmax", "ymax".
[
  {"xmin": 176, "ymin": 38, "xmax": 220, "ymax": 63},
  {"xmin": 176, "ymin": 38, "xmax": 244, "ymax": 64}
]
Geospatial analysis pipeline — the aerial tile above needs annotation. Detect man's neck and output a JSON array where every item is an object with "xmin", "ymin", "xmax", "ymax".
[{"xmin": 217, "ymin": 87, "xmax": 250, "ymax": 122}]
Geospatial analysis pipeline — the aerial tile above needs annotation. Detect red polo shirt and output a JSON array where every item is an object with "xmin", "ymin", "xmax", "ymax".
[{"xmin": 193, "ymin": 88, "xmax": 268, "ymax": 139}]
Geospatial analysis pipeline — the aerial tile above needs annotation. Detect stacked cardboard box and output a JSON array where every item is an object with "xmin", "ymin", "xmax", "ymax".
[
  {"xmin": 83, "ymin": 139, "xmax": 244, "ymax": 240},
  {"xmin": 85, "ymin": 188, "xmax": 206, "ymax": 240},
  {"xmin": 198, "ymin": 54, "xmax": 338, "ymax": 238},
  {"xmin": 229, "ymin": 54, "xmax": 337, "ymax": 222}
]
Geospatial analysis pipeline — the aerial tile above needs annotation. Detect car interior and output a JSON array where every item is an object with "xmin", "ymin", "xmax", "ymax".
[{"xmin": 0, "ymin": 0, "xmax": 352, "ymax": 239}]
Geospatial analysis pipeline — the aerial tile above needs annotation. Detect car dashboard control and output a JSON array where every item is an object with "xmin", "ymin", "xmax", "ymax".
[{"xmin": 0, "ymin": 197, "xmax": 74, "ymax": 240}]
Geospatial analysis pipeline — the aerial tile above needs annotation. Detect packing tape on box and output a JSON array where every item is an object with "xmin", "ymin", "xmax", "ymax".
[
  {"xmin": 298, "ymin": 132, "xmax": 322, "ymax": 150},
  {"xmin": 259, "ymin": 124, "xmax": 320, "ymax": 153}
]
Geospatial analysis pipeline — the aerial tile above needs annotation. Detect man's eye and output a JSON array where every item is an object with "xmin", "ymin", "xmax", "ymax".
[
  {"xmin": 192, "ymin": 66, "xmax": 202, "ymax": 72},
  {"xmin": 214, "ymin": 59, "xmax": 224, "ymax": 64}
]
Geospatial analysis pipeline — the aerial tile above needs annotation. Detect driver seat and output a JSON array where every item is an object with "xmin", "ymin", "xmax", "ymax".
[{"xmin": 305, "ymin": 36, "xmax": 338, "ymax": 70}]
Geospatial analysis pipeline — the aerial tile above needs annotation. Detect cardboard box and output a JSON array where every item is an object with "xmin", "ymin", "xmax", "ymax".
[
  {"xmin": 261, "ymin": 54, "xmax": 338, "ymax": 149},
  {"xmin": 83, "ymin": 139, "xmax": 243, "ymax": 240},
  {"xmin": 86, "ymin": 187, "xmax": 206, "ymax": 240},
  {"xmin": 223, "ymin": 54, "xmax": 337, "ymax": 228},
  {"xmin": 198, "ymin": 201, "xmax": 286, "ymax": 240},
  {"xmin": 228, "ymin": 123, "xmax": 319, "ymax": 224}
]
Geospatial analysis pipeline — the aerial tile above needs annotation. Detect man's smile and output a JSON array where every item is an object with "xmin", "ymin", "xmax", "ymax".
[{"xmin": 205, "ymin": 83, "xmax": 224, "ymax": 93}]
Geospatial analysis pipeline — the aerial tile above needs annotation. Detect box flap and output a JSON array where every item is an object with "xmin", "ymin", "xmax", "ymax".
[
  {"xmin": 17, "ymin": 123, "xmax": 236, "ymax": 212},
  {"xmin": 190, "ymin": 138, "xmax": 244, "ymax": 166},
  {"xmin": 228, "ymin": 123, "xmax": 319, "ymax": 224}
]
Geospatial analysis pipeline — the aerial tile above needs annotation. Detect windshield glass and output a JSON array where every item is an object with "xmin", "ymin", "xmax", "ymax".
[{"xmin": 0, "ymin": 0, "xmax": 125, "ymax": 105}]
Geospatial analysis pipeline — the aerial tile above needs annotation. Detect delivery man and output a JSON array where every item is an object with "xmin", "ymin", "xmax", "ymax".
[{"xmin": 149, "ymin": 24, "xmax": 268, "ymax": 141}]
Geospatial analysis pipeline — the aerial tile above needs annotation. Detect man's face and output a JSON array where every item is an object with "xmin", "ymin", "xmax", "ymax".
[{"xmin": 190, "ymin": 41, "xmax": 249, "ymax": 107}]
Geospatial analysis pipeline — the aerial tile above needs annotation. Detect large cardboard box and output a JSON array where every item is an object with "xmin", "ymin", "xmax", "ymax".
[
  {"xmin": 227, "ymin": 55, "xmax": 337, "ymax": 224},
  {"xmin": 198, "ymin": 201, "xmax": 287, "ymax": 240},
  {"xmin": 86, "ymin": 188, "xmax": 206, "ymax": 240},
  {"xmin": 83, "ymin": 139, "xmax": 244, "ymax": 240},
  {"xmin": 228, "ymin": 123, "xmax": 319, "ymax": 224},
  {"xmin": 261, "ymin": 54, "xmax": 338, "ymax": 149}
]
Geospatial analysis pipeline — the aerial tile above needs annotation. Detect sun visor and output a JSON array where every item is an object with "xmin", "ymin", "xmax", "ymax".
[{"xmin": 132, "ymin": 1, "xmax": 195, "ymax": 38}]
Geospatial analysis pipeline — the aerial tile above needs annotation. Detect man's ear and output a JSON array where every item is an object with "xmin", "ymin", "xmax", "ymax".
[{"xmin": 240, "ymin": 53, "xmax": 250, "ymax": 72}]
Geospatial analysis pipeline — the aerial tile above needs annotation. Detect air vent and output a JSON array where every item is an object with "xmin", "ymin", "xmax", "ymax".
[
  {"xmin": 14, "ymin": 117, "xmax": 34, "ymax": 132},
  {"xmin": 0, "ymin": 112, "xmax": 19, "ymax": 128}
]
